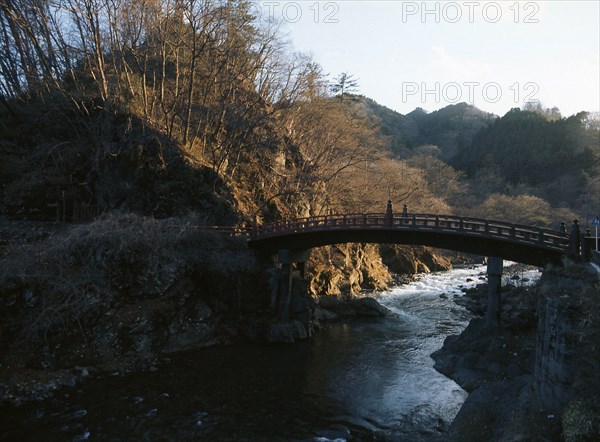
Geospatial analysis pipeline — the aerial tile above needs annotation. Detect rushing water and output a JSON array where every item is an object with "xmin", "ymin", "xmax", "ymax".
[{"xmin": 2, "ymin": 265, "xmax": 537, "ymax": 442}]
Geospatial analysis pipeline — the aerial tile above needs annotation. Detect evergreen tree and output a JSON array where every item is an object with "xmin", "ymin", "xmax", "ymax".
[{"xmin": 330, "ymin": 72, "xmax": 359, "ymax": 103}]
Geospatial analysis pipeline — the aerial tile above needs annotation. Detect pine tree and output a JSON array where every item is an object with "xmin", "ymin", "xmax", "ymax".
[{"xmin": 330, "ymin": 72, "xmax": 359, "ymax": 103}]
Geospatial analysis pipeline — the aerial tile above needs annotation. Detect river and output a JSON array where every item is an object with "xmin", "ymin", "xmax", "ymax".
[{"xmin": 0, "ymin": 265, "xmax": 538, "ymax": 441}]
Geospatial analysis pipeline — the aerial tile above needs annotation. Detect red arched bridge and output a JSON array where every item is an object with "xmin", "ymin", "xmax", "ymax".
[
  {"xmin": 238, "ymin": 204, "xmax": 591, "ymax": 324},
  {"xmin": 247, "ymin": 210, "xmax": 583, "ymax": 267}
]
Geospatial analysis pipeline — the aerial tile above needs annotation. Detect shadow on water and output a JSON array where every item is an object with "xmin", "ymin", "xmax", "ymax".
[{"xmin": 1, "ymin": 267, "xmax": 492, "ymax": 442}]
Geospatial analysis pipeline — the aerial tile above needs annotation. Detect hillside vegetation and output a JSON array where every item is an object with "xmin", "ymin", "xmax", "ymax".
[
  {"xmin": 1, "ymin": 5, "xmax": 599, "ymax": 429},
  {"xmin": 1, "ymin": 0, "xmax": 598, "ymax": 229}
]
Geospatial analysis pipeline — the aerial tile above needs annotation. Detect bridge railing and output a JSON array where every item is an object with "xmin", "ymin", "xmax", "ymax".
[
  {"xmin": 252, "ymin": 212, "xmax": 570, "ymax": 251},
  {"xmin": 392, "ymin": 214, "xmax": 569, "ymax": 249}
]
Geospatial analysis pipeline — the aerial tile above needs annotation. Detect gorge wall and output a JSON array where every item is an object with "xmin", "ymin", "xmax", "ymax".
[{"xmin": 433, "ymin": 261, "xmax": 600, "ymax": 441}]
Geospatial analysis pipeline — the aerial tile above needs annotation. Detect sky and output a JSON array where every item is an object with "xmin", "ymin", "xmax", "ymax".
[{"xmin": 255, "ymin": 0, "xmax": 600, "ymax": 117}]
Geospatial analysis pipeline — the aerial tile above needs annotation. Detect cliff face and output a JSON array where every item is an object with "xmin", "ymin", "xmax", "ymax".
[
  {"xmin": 306, "ymin": 243, "xmax": 455, "ymax": 299},
  {"xmin": 535, "ymin": 264, "xmax": 600, "ymax": 440},
  {"xmin": 380, "ymin": 244, "xmax": 453, "ymax": 275},
  {"xmin": 308, "ymin": 243, "xmax": 392, "ymax": 297},
  {"xmin": 432, "ymin": 262, "xmax": 600, "ymax": 441}
]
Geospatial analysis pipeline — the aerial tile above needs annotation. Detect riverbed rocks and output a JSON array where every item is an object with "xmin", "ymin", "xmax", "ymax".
[
  {"xmin": 432, "ymin": 317, "xmax": 536, "ymax": 390},
  {"xmin": 265, "ymin": 294, "xmax": 390, "ymax": 343},
  {"xmin": 432, "ymin": 293, "xmax": 561, "ymax": 440},
  {"xmin": 316, "ymin": 296, "xmax": 391, "ymax": 318}
]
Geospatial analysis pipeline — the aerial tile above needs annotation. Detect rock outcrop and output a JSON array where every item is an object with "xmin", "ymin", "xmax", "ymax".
[
  {"xmin": 433, "ymin": 262, "xmax": 600, "ymax": 441},
  {"xmin": 381, "ymin": 244, "xmax": 453, "ymax": 275},
  {"xmin": 308, "ymin": 243, "xmax": 392, "ymax": 297}
]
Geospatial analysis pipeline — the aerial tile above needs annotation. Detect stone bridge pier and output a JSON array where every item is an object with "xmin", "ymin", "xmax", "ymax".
[
  {"xmin": 271, "ymin": 248, "xmax": 312, "ymax": 327},
  {"xmin": 485, "ymin": 256, "xmax": 504, "ymax": 328}
]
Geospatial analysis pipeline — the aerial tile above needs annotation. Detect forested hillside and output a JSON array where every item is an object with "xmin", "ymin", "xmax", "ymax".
[
  {"xmin": 454, "ymin": 108, "xmax": 599, "ymax": 209},
  {"xmin": 0, "ymin": 0, "xmax": 598, "ymax": 228},
  {"xmin": 351, "ymin": 97, "xmax": 599, "ymax": 226},
  {"xmin": 353, "ymin": 98, "xmax": 496, "ymax": 160}
]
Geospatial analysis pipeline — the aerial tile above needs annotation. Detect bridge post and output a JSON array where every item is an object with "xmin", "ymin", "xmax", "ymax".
[
  {"xmin": 297, "ymin": 261, "xmax": 307, "ymax": 279},
  {"xmin": 583, "ymin": 229, "xmax": 593, "ymax": 262},
  {"xmin": 485, "ymin": 256, "xmax": 503, "ymax": 328},
  {"xmin": 279, "ymin": 261, "xmax": 293, "ymax": 321},
  {"xmin": 385, "ymin": 200, "xmax": 393, "ymax": 226},
  {"xmin": 569, "ymin": 220, "xmax": 581, "ymax": 257}
]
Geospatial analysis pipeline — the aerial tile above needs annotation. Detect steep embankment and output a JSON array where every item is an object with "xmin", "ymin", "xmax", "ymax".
[
  {"xmin": 0, "ymin": 214, "xmax": 271, "ymax": 404},
  {"xmin": 432, "ymin": 262, "xmax": 600, "ymax": 441},
  {"xmin": 0, "ymin": 212, "xmax": 457, "ymax": 404}
]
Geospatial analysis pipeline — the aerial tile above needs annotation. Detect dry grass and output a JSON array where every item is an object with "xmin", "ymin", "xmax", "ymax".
[{"xmin": 0, "ymin": 212, "xmax": 252, "ymax": 347}]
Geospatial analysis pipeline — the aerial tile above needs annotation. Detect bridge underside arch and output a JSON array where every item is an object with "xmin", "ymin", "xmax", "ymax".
[{"xmin": 249, "ymin": 228, "xmax": 565, "ymax": 267}]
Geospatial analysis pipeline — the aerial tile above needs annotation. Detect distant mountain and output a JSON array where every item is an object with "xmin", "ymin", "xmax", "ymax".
[
  {"xmin": 410, "ymin": 103, "xmax": 497, "ymax": 160},
  {"xmin": 355, "ymin": 96, "xmax": 419, "ymax": 153},
  {"xmin": 454, "ymin": 108, "xmax": 599, "ymax": 206},
  {"xmin": 353, "ymin": 97, "xmax": 496, "ymax": 160}
]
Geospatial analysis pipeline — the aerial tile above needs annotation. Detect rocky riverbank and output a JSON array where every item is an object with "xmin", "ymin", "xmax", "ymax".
[
  {"xmin": 1, "ymin": 214, "xmax": 456, "ymax": 406},
  {"xmin": 432, "ymin": 261, "xmax": 600, "ymax": 441},
  {"xmin": 0, "ymin": 214, "xmax": 269, "ymax": 405}
]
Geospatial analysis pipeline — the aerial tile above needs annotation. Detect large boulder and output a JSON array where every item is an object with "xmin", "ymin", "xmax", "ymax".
[
  {"xmin": 266, "ymin": 320, "xmax": 308, "ymax": 343},
  {"xmin": 381, "ymin": 245, "xmax": 452, "ymax": 275}
]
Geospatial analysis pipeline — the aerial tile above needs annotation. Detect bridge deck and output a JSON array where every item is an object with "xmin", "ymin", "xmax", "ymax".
[
  {"xmin": 248, "ymin": 213, "xmax": 573, "ymax": 266},
  {"xmin": 252, "ymin": 213, "xmax": 568, "ymax": 250}
]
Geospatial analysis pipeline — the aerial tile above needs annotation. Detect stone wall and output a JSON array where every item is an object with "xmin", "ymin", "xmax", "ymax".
[
  {"xmin": 534, "ymin": 263, "xmax": 600, "ymax": 414},
  {"xmin": 534, "ymin": 293, "xmax": 579, "ymax": 412}
]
